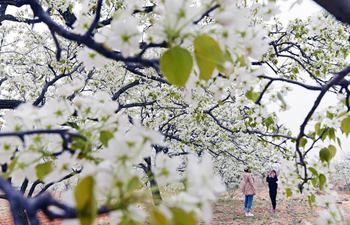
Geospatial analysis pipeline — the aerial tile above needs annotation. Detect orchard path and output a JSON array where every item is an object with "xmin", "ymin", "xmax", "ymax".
[
  {"xmin": 0, "ymin": 186, "xmax": 349, "ymax": 224},
  {"xmin": 210, "ymin": 187, "xmax": 350, "ymax": 225}
]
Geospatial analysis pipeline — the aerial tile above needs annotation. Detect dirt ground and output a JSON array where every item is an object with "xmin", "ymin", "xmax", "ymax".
[
  {"xmin": 0, "ymin": 187, "xmax": 349, "ymax": 225},
  {"xmin": 210, "ymin": 188, "xmax": 350, "ymax": 225}
]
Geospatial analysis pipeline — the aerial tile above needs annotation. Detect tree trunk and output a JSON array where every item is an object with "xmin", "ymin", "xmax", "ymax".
[{"xmin": 143, "ymin": 157, "xmax": 162, "ymax": 205}]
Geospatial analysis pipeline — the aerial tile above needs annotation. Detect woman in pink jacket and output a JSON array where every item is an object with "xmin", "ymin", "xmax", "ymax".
[{"xmin": 241, "ymin": 168, "xmax": 256, "ymax": 217}]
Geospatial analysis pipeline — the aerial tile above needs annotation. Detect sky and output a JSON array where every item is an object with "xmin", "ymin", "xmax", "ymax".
[{"xmin": 278, "ymin": 0, "xmax": 322, "ymax": 24}]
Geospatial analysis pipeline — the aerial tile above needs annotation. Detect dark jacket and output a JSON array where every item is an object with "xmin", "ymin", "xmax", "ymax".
[{"xmin": 266, "ymin": 176, "xmax": 278, "ymax": 191}]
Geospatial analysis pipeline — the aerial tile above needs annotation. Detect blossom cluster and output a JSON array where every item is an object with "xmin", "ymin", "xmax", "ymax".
[{"xmin": 0, "ymin": 80, "xmax": 225, "ymax": 224}]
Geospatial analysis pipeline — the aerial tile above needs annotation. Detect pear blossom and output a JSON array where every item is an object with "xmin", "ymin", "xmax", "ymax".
[
  {"xmin": 154, "ymin": 153, "xmax": 181, "ymax": 184},
  {"xmin": 127, "ymin": 205, "xmax": 147, "ymax": 223},
  {"xmin": 58, "ymin": 79, "xmax": 85, "ymax": 97},
  {"xmin": 215, "ymin": 7, "xmax": 250, "ymax": 31},
  {"xmin": 0, "ymin": 137, "xmax": 22, "ymax": 164},
  {"xmin": 186, "ymin": 154, "xmax": 226, "ymax": 198},
  {"xmin": 96, "ymin": 17, "xmax": 140, "ymax": 57},
  {"xmin": 77, "ymin": 47, "xmax": 110, "ymax": 70},
  {"xmin": 72, "ymin": 0, "xmax": 94, "ymax": 35}
]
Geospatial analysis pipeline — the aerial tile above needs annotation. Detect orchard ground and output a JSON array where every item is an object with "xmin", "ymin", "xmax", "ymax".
[
  {"xmin": 210, "ymin": 189, "xmax": 350, "ymax": 225},
  {"xmin": 211, "ymin": 190, "xmax": 318, "ymax": 225},
  {"xmin": 0, "ymin": 183, "xmax": 350, "ymax": 225}
]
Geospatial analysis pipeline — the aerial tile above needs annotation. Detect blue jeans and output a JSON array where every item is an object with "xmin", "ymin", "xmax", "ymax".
[{"xmin": 244, "ymin": 195, "xmax": 254, "ymax": 212}]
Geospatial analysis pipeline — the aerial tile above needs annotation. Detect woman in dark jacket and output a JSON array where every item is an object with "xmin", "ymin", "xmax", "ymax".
[{"xmin": 266, "ymin": 170, "xmax": 278, "ymax": 213}]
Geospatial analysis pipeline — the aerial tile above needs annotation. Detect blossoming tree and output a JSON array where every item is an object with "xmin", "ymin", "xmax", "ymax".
[{"xmin": 0, "ymin": 0, "xmax": 350, "ymax": 224}]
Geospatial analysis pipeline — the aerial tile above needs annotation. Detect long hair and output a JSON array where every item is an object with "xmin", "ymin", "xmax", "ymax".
[{"xmin": 271, "ymin": 170, "xmax": 277, "ymax": 177}]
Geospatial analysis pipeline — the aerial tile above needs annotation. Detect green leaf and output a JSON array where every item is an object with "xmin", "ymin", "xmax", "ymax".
[
  {"xmin": 337, "ymin": 111, "xmax": 348, "ymax": 119},
  {"xmin": 292, "ymin": 67, "xmax": 299, "ymax": 75},
  {"xmin": 68, "ymin": 3, "xmax": 74, "ymax": 13},
  {"xmin": 160, "ymin": 46, "xmax": 193, "ymax": 87},
  {"xmin": 263, "ymin": 117, "xmax": 274, "ymax": 130},
  {"xmin": 236, "ymin": 55, "xmax": 247, "ymax": 67},
  {"xmin": 308, "ymin": 167, "xmax": 318, "ymax": 176},
  {"xmin": 99, "ymin": 130, "xmax": 114, "ymax": 147},
  {"xmin": 63, "ymin": 121, "xmax": 80, "ymax": 130},
  {"xmin": 285, "ymin": 188, "xmax": 292, "ymax": 197},
  {"xmin": 127, "ymin": 176, "xmax": 142, "ymax": 192},
  {"xmin": 328, "ymin": 144, "xmax": 337, "ymax": 159},
  {"xmin": 328, "ymin": 128, "xmax": 335, "ymax": 141},
  {"xmin": 170, "ymin": 207, "xmax": 197, "ymax": 225},
  {"xmin": 194, "ymin": 35, "xmax": 225, "ymax": 80},
  {"xmin": 119, "ymin": 218, "xmax": 142, "ymax": 225},
  {"xmin": 75, "ymin": 176, "xmax": 97, "ymax": 225},
  {"xmin": 321, "ymin": 128, "xmax": 328, "ymax": 141},
  {"xmin": 71, "ymin": 137, "xmax": 92, "ymax": 153},
  {"xmin": 299, "ymin": 138, "xmax": 307, "ymax": 148},
  {"xmin": 311, "ymin": 177, "xmax": 317, "ymax": 187},
  {"xmin": 308, "ymin": 194, "xmax": 316, "ymax": 207},
  {"xmin": 149, "ymin": 208, "xmax": 171, "ymax": 225},
  {"xmin": 319, "ymin": 173, "xmax": 326, "ymax": 190},
  {"xmin": 308, "ymin": 131, "xmax": 316, "ymax": 139},
  {"xmin": 245, "ymin": 90, "xmax": 260, "ymax": 102},
  {"xmin": 337, "ymin": 137, "xmax": 342, "ymax": 149},
  {"xmin": 326, "ymin": 111, "xmax": 334, "ymax": 119},
  {"xmin": 319, "ymin": 145, "xmax": 336, "ymax": 166},
  {"xmin": 341, "ymin": 116, "xmax": 350, "ymax": 135},
  {"xmin": 319, "ymin": 147, "xmax": 331, "ymax": 165},
  {"xmin": 35, "ymin": 161, "xmax": 53, "ymax": 181},
  {"xmin": 314, "ymin": 122, "xmax": 321, "ymax": 135}
]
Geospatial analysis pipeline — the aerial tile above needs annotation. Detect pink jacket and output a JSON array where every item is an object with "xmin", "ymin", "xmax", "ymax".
[{"xmin": 241, "ymin": 172, "xmax": 256, "ymax": 195}]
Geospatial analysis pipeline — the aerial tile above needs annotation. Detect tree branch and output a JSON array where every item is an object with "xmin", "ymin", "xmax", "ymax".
[
  {"xmin": 193, "ymin": 4, "xmax": 220, "ymax": 24},
  {"xmin": 84, "ymin": 0, "xmax": 102, "ymax": 38},
  {"xmin": 296, "ymin": 64, "xmax": 350, "ymax": 190},
  {"xmin": 313, "ymin": 0, "xmax": 350, "ymax": 25},
  {"xmin": 112, "ymin": 79, "xmax": 143, "ymax": 101},
  {"xmin": 0, "ymin": 99, "xmax": 24, "ymax": 109},
  {"xmin": 258, "ymin": 75, "xmax": 322, "ymax": 91}
]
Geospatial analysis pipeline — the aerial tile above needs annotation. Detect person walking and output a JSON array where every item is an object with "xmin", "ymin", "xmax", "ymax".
[
  {"xmin": 241, "ymin": 168, "xmax": 256, "ymax": 217},
  {"xmin": 266, "ymin": 170, "xmax": 278, "ymax": 213}
]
